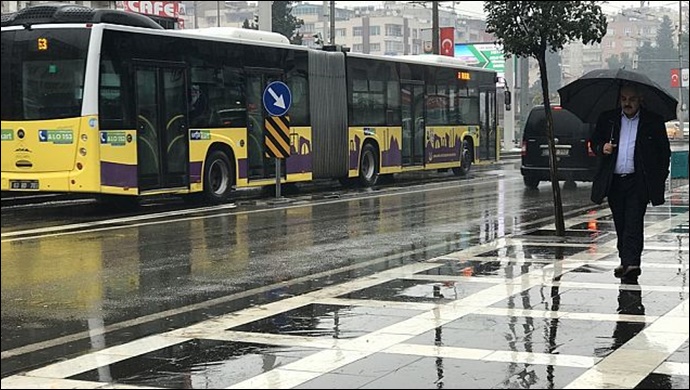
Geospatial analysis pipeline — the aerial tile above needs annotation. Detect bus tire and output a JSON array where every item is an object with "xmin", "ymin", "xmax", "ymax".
[
  {"xmin": 202, "ymin": 150, "xmax": 234, "ymax": 204},
  {"xmin": 452, "ymin": 140, "xmax": 472, "ymax": 176},
  {"xmin": 358, "ymin": 143, "xmax": 379, "ymax": 187}
]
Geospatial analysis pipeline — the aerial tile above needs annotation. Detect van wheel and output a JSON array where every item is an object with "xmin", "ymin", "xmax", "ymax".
[
  {"xmin": 452, "ymin": 140, "xmax": 472, "ymax": 176},
  {"xmin": 358, "ymin": 144, "xmax": 379, "ymax": 187},
  {"xmin": 523, "ymin": 176, "xmax": 540, "ymax": 189},
  {"xmin": 202, "ymin": 150, "xmax": 234, "ymax": 204}
]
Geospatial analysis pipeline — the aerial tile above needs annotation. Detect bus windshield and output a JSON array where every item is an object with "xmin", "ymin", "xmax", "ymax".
[{"xmin": 1, "ymin": 28, "xmax": 90, "ymax": 121}]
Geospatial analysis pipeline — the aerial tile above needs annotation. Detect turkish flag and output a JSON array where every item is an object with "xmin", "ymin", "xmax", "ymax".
[
  {"xmin": 440, "ymin": 27, "xmax": 454, "ymax": 57},
  {"xmin": 670, "ymin": 68, "xmax": 680, "ymax": 88}
]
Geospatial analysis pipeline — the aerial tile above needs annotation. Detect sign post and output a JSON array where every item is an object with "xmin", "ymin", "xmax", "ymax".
[{"xmin": 262, "ymin": 81, "xmax": 292, "ymax": 200}]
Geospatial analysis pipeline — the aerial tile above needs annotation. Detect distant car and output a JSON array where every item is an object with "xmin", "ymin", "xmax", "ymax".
[
  {"xmin": 666, "ymin": 121, "xmax": 686, "ymax": 140},
  {"xmin": 520, "ymin": 106, "xmax": 597, "ymax": 189}
]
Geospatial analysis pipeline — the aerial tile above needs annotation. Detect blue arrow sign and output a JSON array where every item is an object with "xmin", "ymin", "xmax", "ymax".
[{"xmin": 263, "ymin": 81, "xmax": 292, "ymax": 117}]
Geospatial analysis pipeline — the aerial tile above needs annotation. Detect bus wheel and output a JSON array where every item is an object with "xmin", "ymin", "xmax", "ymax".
[
  {"xmin": 203, "ymin": 150, "xmax": 234, "ymax": 204},
  {"xmin": 358, "ymin": 144, "xmax": 379, "ymax": 187},
  {"xmin": 452, "ymin": 140, "xmax": 472, "ymax": 176}
]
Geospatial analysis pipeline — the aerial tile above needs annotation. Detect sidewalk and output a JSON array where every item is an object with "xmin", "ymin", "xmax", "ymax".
[{"xmin": 2, "ymin": 184, "xmax": 688, "ymax": 389}]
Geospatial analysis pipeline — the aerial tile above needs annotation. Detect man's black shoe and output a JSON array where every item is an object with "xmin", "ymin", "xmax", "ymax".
[{"xmin": 613, "ymin": 265, "xmax": 624, "ymax": 278}]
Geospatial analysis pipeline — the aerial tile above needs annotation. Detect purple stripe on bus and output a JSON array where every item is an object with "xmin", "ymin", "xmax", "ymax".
[
  {"xmin": 238, "ymin": 158, "xmax": 247, "ymax": 179},
  {"xmin": 381, "ymin": 137, "xmax": 401, "ymax": 167},
  {"xmin": 100, "ymin": 161, "xmax": 137, "ymax": 188},
  {"xmin": 286, "ymin": 153, "xmax": 312, "ymax": 174},
  {"xmin": 189, "ymin": 161, "xmax": 202, "ymax": 183}
]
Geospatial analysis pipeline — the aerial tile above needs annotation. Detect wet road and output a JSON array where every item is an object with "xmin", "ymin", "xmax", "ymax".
[{"xmin": 1, "ymin": 164, "xmax": 688, "ymax": 389}]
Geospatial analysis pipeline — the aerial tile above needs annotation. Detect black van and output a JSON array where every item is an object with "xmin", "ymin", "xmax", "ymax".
[{"xmin": 520, "ymin": 106, "xmax": 597, "ymax": 189}]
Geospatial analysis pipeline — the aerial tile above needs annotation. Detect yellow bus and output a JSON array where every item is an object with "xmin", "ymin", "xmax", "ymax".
[{"xmin": 1, "ymin": 4, "xmax": 501, "ymax": 204}]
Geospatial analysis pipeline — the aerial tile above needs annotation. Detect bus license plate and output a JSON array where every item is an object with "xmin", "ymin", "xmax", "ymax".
[{"xmin": 10, "ymin": 180, "xmax": 39, "ymax": 190}]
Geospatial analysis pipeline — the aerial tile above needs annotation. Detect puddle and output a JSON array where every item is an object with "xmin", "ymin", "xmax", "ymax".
[
  {"xmin": 70, "ymin": 339, "xmax": 317, "ymax": 388},
  {"xmin": 490, "ymin": 285, "xmax": 684, "ymax": 317},
  {"xmin": 228, "ymin": 304, "xmax": 423, "ymax": 338},
  {"xmin": 419, "ymin": 260, "xmax": 548, "ymax": 278},
  {"xmin": 337, "ymin": 279, "xmax": 495, "ymax": 303},
  {"xmin": 296, "ymin": 352, "xmax": 586, "ymax": 389},
  {"xmin": 406, "ymin": 313, "xmax": 647, "ymax": 358},
  {"xmin": 475, "ymin": 245, "xmax": 586, "ymax": 260}
]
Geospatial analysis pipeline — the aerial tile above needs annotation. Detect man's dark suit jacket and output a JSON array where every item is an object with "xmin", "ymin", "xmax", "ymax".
[{"xmin": 590, "ymin": 107, "xmax": 671, "ymax": 206}]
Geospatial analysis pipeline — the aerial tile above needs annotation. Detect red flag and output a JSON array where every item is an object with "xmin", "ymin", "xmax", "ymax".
[
  {"xmin": 670, "ymin": 68, "xmax": 680, "ymax": 88},
  {"xmin": 440, "ymin": 27, "xmax": 454, "ymax": 57}
]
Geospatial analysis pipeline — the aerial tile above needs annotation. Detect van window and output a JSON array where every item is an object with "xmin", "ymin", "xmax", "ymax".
[{"xmin": 524, "ymin": 107, "xmax": 590, "ymax": 138}]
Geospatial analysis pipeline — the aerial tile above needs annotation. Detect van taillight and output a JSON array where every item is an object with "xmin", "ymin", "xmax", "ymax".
[
  {"xmin": 521, "ymin": 141, "xmax": 527, "ymax": 156},
  {"xmin": 586, "ymin": 140, "xmax": 596, "ymax": 156}
]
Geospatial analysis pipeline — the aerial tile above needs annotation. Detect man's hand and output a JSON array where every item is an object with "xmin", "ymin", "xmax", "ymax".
[{"xmin": 603, "ymin": 142, "xmax": 617, "ymax": 155}]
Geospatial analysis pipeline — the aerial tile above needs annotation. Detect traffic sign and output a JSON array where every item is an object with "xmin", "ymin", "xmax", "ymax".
[
  {"xmin": 264, "ymin": 115, "xmax": 291, "ymax": 159},
  {"xmin": 263, "ymin": 81, "xmax": 292, "ymax": 117}
]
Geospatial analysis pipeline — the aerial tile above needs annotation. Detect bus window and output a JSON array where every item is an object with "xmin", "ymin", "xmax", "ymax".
[{"xmin": 2, "ymin": 29, "xmax": 89, "ymax": 121}]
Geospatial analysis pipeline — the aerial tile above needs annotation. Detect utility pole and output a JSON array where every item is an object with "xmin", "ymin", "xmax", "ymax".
[
  {"xmin": 193, "ymin": 1, "xmax": 198, "ymax": 29},
  {"xmin": 432, "ymin": 1, "xmax": 439, "ymax": 54},
  {"xmin": 678, "ymin": 0, "xmax": 685, "ymax": 134},
  {"xmin": 216, "ymin": 1, "xmax": 220, "ymax": 27},
  {"xmin": 329, "ymin": 1, "xmax": 336, "ymax": 45}
]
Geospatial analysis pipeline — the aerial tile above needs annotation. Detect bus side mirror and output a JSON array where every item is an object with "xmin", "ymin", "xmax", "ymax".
[{"xmin": 504, "ymin": 90, "xmax": 512, "ymax": 111}]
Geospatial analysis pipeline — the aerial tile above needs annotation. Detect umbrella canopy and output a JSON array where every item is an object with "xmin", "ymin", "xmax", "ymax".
[{"xmin": 558, "ymin": 68, "xmax": 678, "ymax": 123}]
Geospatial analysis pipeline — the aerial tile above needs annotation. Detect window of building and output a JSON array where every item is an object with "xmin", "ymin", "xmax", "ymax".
[
  {"xmin": 385, "ymin": 24, "xmax": 403, "ymax": 37},
  {"xmin": 370, "ymin": 26, "xmax": 381, "ymax": 36},
  {"xmin": 353, "ymin": 26, "xmax": 363, "ymax": 37}
]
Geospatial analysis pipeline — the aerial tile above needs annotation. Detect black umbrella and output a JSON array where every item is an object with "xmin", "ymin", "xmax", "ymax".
[{"xmin": 558, "ymin": 68, "xmax": 678, "ymax": 123}]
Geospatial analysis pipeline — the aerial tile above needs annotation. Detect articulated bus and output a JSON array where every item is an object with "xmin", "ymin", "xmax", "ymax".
[{"xmin": 1, "ymin": 4, "xmax": 501, "ymax": 204}]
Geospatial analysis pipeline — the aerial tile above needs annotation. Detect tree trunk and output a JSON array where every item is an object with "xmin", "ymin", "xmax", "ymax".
[{"xmin": 537, "ymin": 52, "xmax": 566, "ymax": 237}]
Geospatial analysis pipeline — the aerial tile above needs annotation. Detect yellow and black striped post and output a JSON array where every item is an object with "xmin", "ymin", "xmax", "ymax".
[{"xmin": 264, "ymin": 115, "xmax": 290, "ymax": 159}]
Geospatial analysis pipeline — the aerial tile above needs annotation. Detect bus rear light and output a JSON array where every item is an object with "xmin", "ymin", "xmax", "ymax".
[
  {"xmin": 76, "ymin": 162, "xmax": 83, "ymax": 170},
  {"xmin": 81, "ymin": 134, "xmax": 88, "ymax": 141},
  {"xmin": 521, "ymin": 141, "xmax": 527, "ymax": 156},
  {"xmin": 79, "ymin": 148, "xmax": 87, "ymax": 156}
]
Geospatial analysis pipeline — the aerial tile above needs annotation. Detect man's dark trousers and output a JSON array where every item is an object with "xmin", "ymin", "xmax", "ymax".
[{"xmin": 607, "ymin": 173, "xmax": 648, "ymax": 268}]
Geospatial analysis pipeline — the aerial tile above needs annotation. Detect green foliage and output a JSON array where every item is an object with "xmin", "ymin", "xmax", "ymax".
[
  {"xmin": 484, "ymin": 1, "xmax": 607, "ymax": 58},
  {"xmin": 242, "ymin": 18, "xmax": 256, "ymax": 30},
  {"xmin": 241, "ymin": 1, "xmax": 304, "ymax": 45},
  {"xmin": 606, "ymin": 52, "xmax": 634, "ymax": 70},
  {"xmin": 271, "ymin": 1, "xmax": 304, "ymax": 45},
  {"xmin": 635, "ymin": 15, "xmax": 678, "ymax": 94}
]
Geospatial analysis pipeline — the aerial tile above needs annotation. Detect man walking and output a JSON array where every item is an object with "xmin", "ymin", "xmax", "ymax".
[{"xmin": 590, "ymin": 83, "xmax": 671, "ymax": 282}]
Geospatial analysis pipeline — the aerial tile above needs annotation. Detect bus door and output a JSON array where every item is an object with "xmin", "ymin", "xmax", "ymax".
[
  {"xmin": 478, "ymin": 90, "xmax": 497, "ymax": 161},
  {"xmin": 245, "ymin": 69, "xmax": 284, "ymax": 180},
  {"xmin": 401, "ymin": 81, "xmax": 425, "ymax": 166},
  {"xmin": 134, "ymin": 64, "xmax": 189, "ymax": 192}
]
